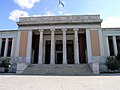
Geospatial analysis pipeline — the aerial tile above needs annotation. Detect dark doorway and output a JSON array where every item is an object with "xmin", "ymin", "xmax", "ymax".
[
  {"xmin": 78, "ymin": 33, "xmax": 87, "ymax": 63},
  {"xmin": 67, "ymin": 40, "xmax": 74, "ymax": 64},
  {"xmin": 32, "ymin": 33, "xmax": 39, "ymax": 64},
  {"xmin": 55, "ymin": 40, "xmax": 63, "ymax": 64},
  {"xmin": 108, "ymin": 36, "xmax": 114, "ymax": 56},
  {"xmin": 7, "ymin": 38, "xmax": 12, "ymax": 57},
  {"xmin": 56, "ymin": 52, "xmax": 63, "ymax": 64},
  {"xmin": 45, "ymin": 41, "xmax": 51, "ymax": 64}
]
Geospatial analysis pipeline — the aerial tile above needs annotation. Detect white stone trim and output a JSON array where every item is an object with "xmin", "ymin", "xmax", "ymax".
[
  {"xmin": 19, "ymin": 24, "xmax": 101, "ymax": 30},
  {"xmin": 98, "ymin": 29, "xmax": 105, "ymax": 57},
  {"xmin": 113, "ymin": 36, "xmax": 118, "ymax": 56},
  {"xmin": 0, "ymin": 34, "xmax": 16, "ymax": 38},
  {"xmin": 62, "ymin": 28, "xmax": 67, "ymax": 64},
  {"xmin": 26, "ymin": 30, "xmax": 32, "ymax": 63},
  {"xmin": 86, "ymin": 29, "xmax": 92, "ymax": 63},
  {"xmin": 4, "ymin": 38, "xmax": 9, "ymax": 57},
  {"xmin": 73, "ymin": 28, "xmax": 80, "ymax": 64},
  {"xmin": 38, "ymin": 29, "xmax": 44, "ymax": 64},
  {"xmin": 15, "ymin": 31, "xmax": 21, "ymax": 57},
  {"xmin": 11, "ymin": 38, "xmax": 15, "ymax": 57},
  {"xmin": 102, "ymin": 30, "xmax": 120, "ymax": 36}
]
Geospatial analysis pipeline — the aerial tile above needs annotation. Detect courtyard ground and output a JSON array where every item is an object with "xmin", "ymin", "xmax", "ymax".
[{"xmin": 0, "ymin": 74, "xmax": 120, "ymax": 90}]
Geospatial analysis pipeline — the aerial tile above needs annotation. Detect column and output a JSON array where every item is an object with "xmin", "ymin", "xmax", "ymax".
[
  {"xmin": 98, "ymin": 29, "xmax": 104, "ymax": 56},
  {"xmin": 0, "ymin": 38, "xmax": 2, "ymax": 56},
  {"xmin": 50, "ymin": 29, "xmax": 55, "ymax": 64},
  {"xmin": 86, "ymin": 29, "xmax": 92, "ymax": 63},
  {"xmin": 38, "ymin": 29, "xmax": 44, "ymax": 64},
  {"xmin": 15, "ymin": 31, "xmax": 21, "ymax": 57},
  {"xmin": 26, "ymin": 30, "xmax": 32, "ymax": 63},
  {"xmin": 4, "ymin": 38, "xmax": 9, "ymax": 57},
  {"xmin": 11, "ymin": 38, "xmax": 15, "ymax": 57},
  {"xmin": 113, "ymin": 36, "xmax": 118, "ymax": 56},
  {"xmin": 73, "ymin": 28, "xmax": 79, "ymax": 64},
  {"xmin": 106, "ymin": 36, "xmax": 110, "ymax": 56},
  {"xmin": 62, "ymin": 29, "xmax": 67, "ymax": 64}
]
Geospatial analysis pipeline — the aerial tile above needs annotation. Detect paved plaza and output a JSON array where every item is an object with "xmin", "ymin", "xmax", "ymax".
[{"xmin": 0, "ymin": 74, "xmax": 120, "ymax": 90}]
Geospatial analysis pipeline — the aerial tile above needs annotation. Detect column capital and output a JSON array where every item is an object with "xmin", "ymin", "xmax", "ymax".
[
  {"xmin": 39, "ymin": 29, "xmax": 44, "ymax": 32},
  {"xmin": 50, "ymin": 29, "xmax": 55, "ymax": 31},
  {"xmin": 73, "ymin": 28, "xmax": 79, "ymax": 31},
  {"xmin": 62, "ymin": 28, "xmax": 67, "ymax": 31}
]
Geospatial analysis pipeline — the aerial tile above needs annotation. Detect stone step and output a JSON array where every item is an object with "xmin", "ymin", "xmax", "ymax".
[{"xmin": 22, "ymin": 64, "xmax": 92, "ymax": 75}]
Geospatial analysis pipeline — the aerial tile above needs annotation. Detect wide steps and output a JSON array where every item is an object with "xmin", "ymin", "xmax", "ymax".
[{"xmin": 22, "ymin": 64, "xmax": 92, "ymax": 75}]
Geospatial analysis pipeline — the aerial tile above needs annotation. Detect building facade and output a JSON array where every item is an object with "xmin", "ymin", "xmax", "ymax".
[{"xmin": 0, "ymin": 15, "xmax": 120, "ymax": 74}]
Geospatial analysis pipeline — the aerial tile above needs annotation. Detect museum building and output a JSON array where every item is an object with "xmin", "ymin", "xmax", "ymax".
[{"xmin": 0, "ymin": 15, "xmax": 120, "ymax": 74}]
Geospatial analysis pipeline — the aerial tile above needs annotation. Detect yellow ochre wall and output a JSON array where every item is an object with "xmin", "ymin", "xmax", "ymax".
[
  {"xmin": 19, "ymin": 31, "xmax": 28, "ymax": 57},
  {"xmin": 90, "ymin": 30, "xmax": 100, "ymax": 56}
]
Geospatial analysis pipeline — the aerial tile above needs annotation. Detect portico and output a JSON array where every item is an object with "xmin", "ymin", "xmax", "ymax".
[{"xmin": 31, "ymin": 28, "xmax": 86, "ymax": 65}]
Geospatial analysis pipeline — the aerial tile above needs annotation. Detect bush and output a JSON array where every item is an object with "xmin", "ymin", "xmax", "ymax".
[
  {"xmin": 0, "ymin": 58, "xmax": 11, "ymax": 72},
  {"xmin": 0, "ymin": 58, "xmax": 10, "ymax": 68},
  {"xmin": 116, "ymin": 52, "xmax": 120, "ymax": 61},
  {"xmin": 105, "ymin": 56, "xmax": 120, "ymax": 71}
]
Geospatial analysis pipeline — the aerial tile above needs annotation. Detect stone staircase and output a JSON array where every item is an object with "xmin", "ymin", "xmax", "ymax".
[{"xmin": 22, "ymin": 64, "xmax": 92, "ymax": 75}]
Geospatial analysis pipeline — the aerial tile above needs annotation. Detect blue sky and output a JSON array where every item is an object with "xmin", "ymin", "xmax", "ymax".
[{"xmin": 0, "ymin": 0, "xmax": 120, "ymax": 30}]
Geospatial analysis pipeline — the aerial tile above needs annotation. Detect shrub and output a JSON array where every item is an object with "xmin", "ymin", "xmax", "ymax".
[
  {"xmin": 116, "ymin": 52, "xmax": 120, "ymax": 61},
  {"xmin": 0, "ymin": 58, "xmax": 10, "ymax": 68},
  {"xmin": 105, "ymin": 56, "xmax": 120, "ymax": 71}
]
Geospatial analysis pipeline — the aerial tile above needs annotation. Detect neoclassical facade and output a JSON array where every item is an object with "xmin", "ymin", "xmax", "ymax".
[{"xmin": 0, "ymin": 15, "xmax": 120, "ymax": 74}]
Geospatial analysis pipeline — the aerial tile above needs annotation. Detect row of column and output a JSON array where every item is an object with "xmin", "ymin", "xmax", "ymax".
[
  {"xmin": 0, "ymin": 38, "xmax": 15, "ymax": 57},
  {"xmin": 38, "ymin": 28, "xmax": 80, "ymax": 64},
  {"xmin": 106, "ymin": 36, "xmax": 118, "ymax": 56}
]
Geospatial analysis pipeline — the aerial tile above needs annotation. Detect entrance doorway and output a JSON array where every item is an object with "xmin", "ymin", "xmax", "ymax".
[
  {"xmin": 45, "ymin": 41, "xmax": 51, "ymax": 64},
  {"xmin": 55, "ymin": 40, "xmax": 63, "ymax": 64},
  {"xmin": 32, "ymin": 33, "xmax": 39, "ymax": 64},
  {"xmin": 45, "ymin": 40, "xmax": 74, "ymax": 64},
  {"xmin": 67, "ymin": 40, "xmax": 74, "ymax": 64}
]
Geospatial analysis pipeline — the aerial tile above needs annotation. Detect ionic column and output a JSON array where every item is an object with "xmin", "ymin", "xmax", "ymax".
[
  {"xmin": 86, "ymin": 29, "xmax": 92, "ymax": 63},
  {"xmin": 113, "ymin": 36, "xmax": 118, "ymax": 56},
  {"xmin": 50, "ymin": 29, "xmax": 55, "ymax": 64},
  {"xmin": 62, "ymin": 29, "xmax": 67, "ymax": 64},
  {"xmin": 4, "ymin": 38, "xmax": 9, "ymax": 57},
  {"xmin": 0, "ymin": 38, "xmax": 2, "ymax": 56},
  {"xmin": 106, "ymin": 36, "xmax": 110, "ymax": 56},
  {"xmin": 26, "ymin": 30, "xmax": 33, "ymax": 63},
  {"xmin": 73, "ymin": 28, "xmax": 79, "ymax": 64},
  {"xmin": 11, "ymin": 38, "xmax": 15, "ymax": 57},
  {"xmin": 38, "ymin": 29, "xmax": 44, "ymax": 64}
]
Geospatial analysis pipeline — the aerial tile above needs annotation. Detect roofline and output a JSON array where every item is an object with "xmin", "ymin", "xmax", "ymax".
[
  {"xmin": 0, "ymin": 30, "xmax": 18, "ymax": 32},
  {"xmin": 19, "ymin": 14, "xmax": 101, "ymax": 19},
  {"xmin": 102, "ymin": 28, "xmax": 120, "ymax": 29}
]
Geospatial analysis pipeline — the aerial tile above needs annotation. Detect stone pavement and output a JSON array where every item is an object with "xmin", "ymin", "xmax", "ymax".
[{"xmin": 0, "ymin": 74, "xmax": 120, "ymax": 90}]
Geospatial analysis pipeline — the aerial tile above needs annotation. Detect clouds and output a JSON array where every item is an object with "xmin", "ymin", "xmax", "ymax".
[
  {"xmin": 102, "ymin": 16, "xmax": 120, "ymax": 28},
  {"xmin": 9, "ymin": 0, "xmax": 40, "ymax": 21},
  {"xmin": 44, "ymin": 11, "xmax": 55, "ymax": 16},
  {"xmin": 9, "ymin": 10, "xmax": 29, "ymax": 21},
  {"xmin": 9, "ymin": 0, "xmax": 67, "ymax": 22},
  {"xmin": 13, "ymin": 0, "xmax": 40, "ymax": 9}
]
